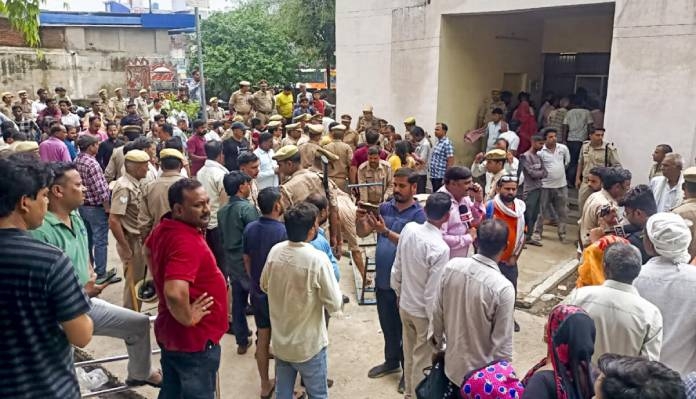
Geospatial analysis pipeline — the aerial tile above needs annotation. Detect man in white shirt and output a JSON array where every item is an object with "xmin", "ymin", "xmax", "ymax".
[
  {"xmin": 149, "ymin": 98, "xmax": 164, "ymax": 122},
  {"xmin": 391, "ymin": 193, "xmax": 450, "ymax": 398},
  {"xmin": 412, "ymin": 126, "xmax": 431, "ymax": 194},
  {"xmin": 649, "ymin": 153, "xmax": 684, "ymax": 212},
  {"xmin": 484, "ymin": 108, "xmax": 507, "ymax": 152},
  {"xmin": 261, "ymin": 202, "xmax": 342, "ymax": 399},
  {"xmin": 533, "ymin": 127, "xmax": 570, "ymax": 243},
  {"xmin": 58, "ymin": 99, "xmax": 80, "ymax": 128},
  {"xmin": 254, "ymin": 132, "xmax": 279, "ymax": 190},
  {"xmin": 196, "ymin": 141, "xmax": 230, "ymax": 270},
  {"xmin": 31, "ymin": 88, "xmax": 48, "ymax": 116},
  {"xmin": 431, "ymin": 219, "xmax": 515, "ymax": 392},
  {"xmin": 578, "ymin": 167, "xmax": 632, "ymax": 248},
  {"xmin": 564, "ymin": 242, "xmax": 663, "ymax": 364},
  {"xmin": 634, "ymin": 212, "xmax": 696, "ymax": 375}
]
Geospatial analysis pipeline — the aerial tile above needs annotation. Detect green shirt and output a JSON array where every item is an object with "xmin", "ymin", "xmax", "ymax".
[
  {"xmin": 218, "ymin": 196, "xmax": 259, "ymax": 280},
  {"xmin": 30, "ymin": 211, "xmax": 90, "ymax": 286}
]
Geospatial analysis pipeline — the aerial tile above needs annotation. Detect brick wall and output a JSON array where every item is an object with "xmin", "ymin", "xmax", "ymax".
[{"xmin": 0, "ymin": 19, "xmax": 65, "ymax": 48}]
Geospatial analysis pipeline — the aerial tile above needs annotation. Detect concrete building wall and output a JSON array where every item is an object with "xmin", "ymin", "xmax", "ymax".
[
  {"xmin": 336, "ymin": 0, "xmax": 696, "ymax": 181},
  {"xmin": 0, "ymin": 25, "xmax": 172, "ymax": 101},
  {"xmin": 605, "ymin": 0, "xmax": 696, "ymax": 183}
]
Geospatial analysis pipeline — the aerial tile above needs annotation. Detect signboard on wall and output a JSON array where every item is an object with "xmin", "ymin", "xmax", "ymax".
[{"xmin": 126, "ymin": 58, "xmax": 178, "ymax": 98}]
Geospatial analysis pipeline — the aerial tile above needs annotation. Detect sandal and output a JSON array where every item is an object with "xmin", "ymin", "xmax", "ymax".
[{"xmin": 260, "ymin": 384, "xmax": 275, "ymax": 399}]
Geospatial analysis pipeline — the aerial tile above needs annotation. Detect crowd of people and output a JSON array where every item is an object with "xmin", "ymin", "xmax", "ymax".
[{"xmin": 0, "ymin": 82, "xmax": 695, "ymax": 399}]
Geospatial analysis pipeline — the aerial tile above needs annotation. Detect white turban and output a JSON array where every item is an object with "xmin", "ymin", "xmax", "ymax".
[{"xmin": 646, "ymin": 212, "xmax": 692, "ymax": 264}]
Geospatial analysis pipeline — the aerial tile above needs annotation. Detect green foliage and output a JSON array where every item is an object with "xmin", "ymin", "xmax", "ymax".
[
  {"xmin": 279, "ymin": 0, "xmax": 335, "ymax": 70},
  {"xmin": 191, "ymin": 1, "xmax": 301, "ymax": 98},
  {"xmin": 0, "ymin": 0, "xmax": 43, "ymax": 48},
  {"xmin": 166, "ymin": 94, "xmax": 201, "ymax": 121}
]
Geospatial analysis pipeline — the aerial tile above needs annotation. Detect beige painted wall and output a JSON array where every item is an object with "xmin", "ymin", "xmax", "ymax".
[
  {"xmin": 438, "ymin": 14, "xmax": 544, "ymax": 164},
  {"xmin": 543, "ymin": 14, "xmax": 613, "ymax": 53}
]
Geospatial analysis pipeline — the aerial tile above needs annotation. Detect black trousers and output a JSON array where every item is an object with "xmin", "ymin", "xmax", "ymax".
[
  {"xmin": 205, "ymin": 227, "xmax": 224, "ymax": 273},
  {"xmin": 523, "ymin": 189, "xmax": 542, "ymax": 239},
  {"xmin": 499, "ymin": 261, "xmax": 518, "ymax": 296},
  {"xmin": 431, "ymin": 178, "xmax": 444, "ymax": 193},
  {"xmin": 566, "ymin": 141, "xmax": 583, "ymax": 187},
  {"xmin": 376, "ymin": 288, "xmax": 403, "ymax": 367},
  {"xmin": 416, "ymin": 174, "xmax": 427, "ymax": 194}
]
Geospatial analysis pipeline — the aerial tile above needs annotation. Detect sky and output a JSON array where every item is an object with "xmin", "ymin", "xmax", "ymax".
[{"xmin": 41, "ymin": 0, "xmax": 238, "ymax": 12}]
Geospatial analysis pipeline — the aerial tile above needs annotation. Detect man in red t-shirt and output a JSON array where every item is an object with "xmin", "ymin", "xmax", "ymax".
[
  {"xmin": 187, "ymin": 120, "xmax": 208, "ymax": 176},
  {"xmin": 145, "ymin": 178, "xmax": 228, "ymax": 399}
]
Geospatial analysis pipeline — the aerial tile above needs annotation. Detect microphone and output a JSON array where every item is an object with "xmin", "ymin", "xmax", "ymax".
[{"xmin": 459, "ymin": 204, "xmax": 473, "ymax": 228}]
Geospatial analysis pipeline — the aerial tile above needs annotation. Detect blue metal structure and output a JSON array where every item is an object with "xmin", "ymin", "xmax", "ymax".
[{"xmin": 39, "ymin": 11, "xmax": 195, "ymax": 31}]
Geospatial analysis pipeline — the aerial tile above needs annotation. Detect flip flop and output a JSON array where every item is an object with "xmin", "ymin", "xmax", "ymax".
[
  {"xmin": 260, "ymin": 384, "xmax": 275, "ymax": 399},
  {"xmin": 125, "ymin": 378, "xmax": 162, "ymax": 388}
]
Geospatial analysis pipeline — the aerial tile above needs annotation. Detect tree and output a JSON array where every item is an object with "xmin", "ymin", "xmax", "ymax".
[
  {"xmin": 191, "ymin": 1, "xmax": 301, "ymax": 99},
  {"xmin": 279, "ymin": 0, "xmax": 335, "ymax": 88},
  {"xmin": 0, "ymin": 0, "xmax": 43, "ymax": 48}
]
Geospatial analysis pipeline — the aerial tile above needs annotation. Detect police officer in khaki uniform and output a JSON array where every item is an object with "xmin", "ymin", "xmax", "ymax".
[
  {"xmin": 274, "ymin": 145, "xmax": 340, "ymax": 251},
  {"xmin": 0, "ymin": 92, "xmax": 14, "ymax": 118},
  {"xmin": 98, "ymin": 89, "xmax": 114, "ymax": 121},
  {"xmin": 356, "ymin": 105, "xmax": 382, "ymax": 133},
  {"xmin": 229, "ymin": 80, "xmax": 253, "ymax": 124},
  {"xmin": 341, "ymin": 114, "xmax": 360, "ymax": 150},
  {"xmin": 323, "ymin": 124, "xmax": 353, "ymax": 193},
  {"xmin": 298, "ymin": 124, "xmax": 325, "ymax": 169},
  {"xmin": 281, "ymin": 122, "xmax": 302, "ymax": 147},
  {"xmin": 109, "ymin": 88, "xmax": 128, "ymax": 124},
  {"xmin": 206, "ymin": 97, "xmax": 226, "ymax": 122},
  {"xmin": 576, "ymin": 128, "xmax": 621, "ymax": 211},
  {"xmin": 357, "ymin": 146, "xmax": 394, "ymax": 204},
  {"xmin": 672, "ymin": 166, "xmax": 696, "ymax": 260},
  {"xmin": 109, "ymin": 149, "xmax": 150, "ymax": 310},
  {"xmin": 134, "ymin": 89, "xmax": 150, "ymax": 129},
  {"xmin": 105, "ymin": 125, "xmax": 143, "ymax": 183},
  {"xmin": 477, "ymin": 89, "xmax": 508, "ymax": 128},
  {"xmin": 138, "ymin": 148, "xmax": 185, "ymax": 238},
  {"xmin": 16, "ymin": 90, "xmax": 33, "ymax": 119},
  {"xmin": 252, "ymin": 79, "xmax": 275, "ymax": 124}
]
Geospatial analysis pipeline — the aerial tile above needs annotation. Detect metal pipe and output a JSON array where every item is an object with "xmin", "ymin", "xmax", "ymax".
[
  {"xmin": 75, "ymin": 349, "xmax": 161, "ymax": 367},
  {"xmin": 347, "ymin": 182, "xmax": 384, "ymax": 188}
]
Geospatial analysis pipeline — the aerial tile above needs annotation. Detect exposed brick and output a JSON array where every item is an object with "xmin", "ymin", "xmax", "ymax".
[{"xmin": 0, "ymin": 19, "xmax": 65, "ymax": 48}]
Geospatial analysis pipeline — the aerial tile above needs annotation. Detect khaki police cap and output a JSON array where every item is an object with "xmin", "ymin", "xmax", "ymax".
[
  {"xmin": 232, "ymin": 115, "xmax": 244, "ymax": 122},
  {"xmin": 98, "ymin": 89, "xmax": 107, "ymax": 95},
  {"xmin": 315, "ymin": 146, "xmax": 339, "ymax": 162},
  {"xmin": 273, "ymin": 145, "xmax": 299, "ymax": 161},
  {"xmin": 268, "ymin": 114, "xmax": 283, "ymax": 122},
  {"xmin": 683, "ymin": 166, "xmax": 696, "ymax": 183},
  {"xmin": 124, "ymin": 149, "xmax": 150, "ymax": 162},
  {"xmin": 293, "ymin": 113, "xmax": 308, "ymax": 122},
  {"xmin": 239, "ymin": 80, "xmax": 251, "ymax": 86},
  {"xmin": 330, "ymin": 124, "xmax": 346, "ymax": 132},
  {"xmin": 159, "ymin": 148, "xmax": 184, "ymax": 161},
  {"xmin": 114, "ymin": 87, "xmax": 122, "ymax": 92},
  {"xmin": 267, "ymin": 120, "xmax": 281, "ymax": 128},
  {"xmin": 485, "ymin": 149, "xmax": 507, "ymax": 161},
  {"xmin": 1, "ymin": 92, "xmax": 13, "ymax": 98},
  {"xmin": 14, "ymin": 141, "xmax": 39, "ymax": 153},
  {"xmin": 17, "ymin": 90, "xmax": 26, "ymax": 95},
  {"xmin": 209, "ymin": 97, "xmax": 218, "ymax": 103},
  {"xmin": 320, "ymin": 136, "xmax": 332, "ymax": 146},
  {"xmin": 285, "ymin": 122, "xmax": 301, "ymax": 130},
  {"xmin": 362, "ymin": 105, "xmax": 373, "ymax": 112},
  {"xmin": 139, "ymin": 88, "xmax": 148, "ymax": 94},
  {"xmin": 307, "ymin": 124, "xmax": 324, "ymax": 135},
  {"xmin": 340, "ymin": 114, "xmax": 352, "ymax": 121},
  {"xmin": 404, "ymin": 117, "xmax": 416, "ymax": 125}
]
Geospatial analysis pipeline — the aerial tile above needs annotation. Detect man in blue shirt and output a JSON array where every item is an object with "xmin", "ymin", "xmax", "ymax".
[
  {"xmin": 243, "ymin": 187, "xmax": 287, "ymax": 399},
  {"xmin": 429, "ymin": 122, "xmax": 455, "ymax": 192},
  {"xmin": 357, "ymin": 167, "xmax": 426, "ymax": 393},
  {"xmin": 306, "ymin": 193, "xmax": 340, "ymax": 282}
]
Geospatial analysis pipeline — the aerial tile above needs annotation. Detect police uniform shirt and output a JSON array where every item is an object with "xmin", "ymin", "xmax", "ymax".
[{"xmin": 110, "ymin": 173, "xmax": 142, "ymax": 235}]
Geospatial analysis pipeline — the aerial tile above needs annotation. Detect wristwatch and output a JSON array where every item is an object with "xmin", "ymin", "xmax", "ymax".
[{"xmin": 380, "ymin": 229, "xmax": 391, "ymax": 238}]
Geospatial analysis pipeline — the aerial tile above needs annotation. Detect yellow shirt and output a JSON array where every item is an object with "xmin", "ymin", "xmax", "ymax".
[
  {"xmin": 388, "ymin": 154, "xmax": 415, "ymax": 172},
  {"xmin": 275, "ymin": 92, "xmax": 294, "ymax": 118}
]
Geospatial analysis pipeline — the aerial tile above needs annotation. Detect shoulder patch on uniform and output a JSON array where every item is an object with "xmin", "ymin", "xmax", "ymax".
[{"xmin": 119, "ymin": 195, "xmax": 128, "ymax": 204}]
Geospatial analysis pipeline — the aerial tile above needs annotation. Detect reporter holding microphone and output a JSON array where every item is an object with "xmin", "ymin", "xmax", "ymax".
[{"xmin": 436, "ymin": 166, "xmax": 485, "ymax": 259}]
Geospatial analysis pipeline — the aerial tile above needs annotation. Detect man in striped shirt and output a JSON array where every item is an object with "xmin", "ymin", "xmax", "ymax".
[{"xmin": 0, "ymin": 154, "xmax": 93, "ymax": 398}]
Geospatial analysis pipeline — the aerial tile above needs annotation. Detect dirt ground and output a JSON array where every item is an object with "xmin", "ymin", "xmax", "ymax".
[{"xmin": 80, "ymin": 234, "xmax": 553, "ymax": 398}]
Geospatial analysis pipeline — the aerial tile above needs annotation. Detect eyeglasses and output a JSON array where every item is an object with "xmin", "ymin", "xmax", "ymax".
[{"xmin": 500, "ymin": 175, "xmax": 518, "ymax": 183}]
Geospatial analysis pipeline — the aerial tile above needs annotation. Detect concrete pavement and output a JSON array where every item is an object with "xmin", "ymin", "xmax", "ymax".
[{"xmin": 81, "ymin": 231, "xmax": 572, "ymax": 398}]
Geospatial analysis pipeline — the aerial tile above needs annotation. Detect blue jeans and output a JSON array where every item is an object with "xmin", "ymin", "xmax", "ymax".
[
  {"xmin": 231, "ymin": 277, "xmax": 250, "ymax": 346},
  {"xmin": 276, "ymin": 347, "xmax": 328, "ymax": 399},
  {"xmin": 79, "ymin": 205, "xmax": 109, "ymax": 277},
  {"xmin": 159, "ymin": 342, "xmax": 220, "ymax": 399}
]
